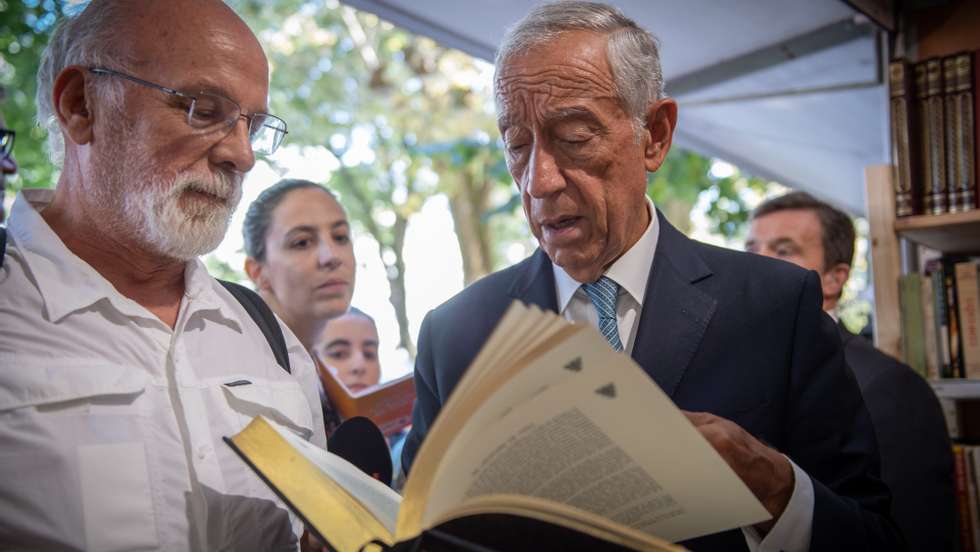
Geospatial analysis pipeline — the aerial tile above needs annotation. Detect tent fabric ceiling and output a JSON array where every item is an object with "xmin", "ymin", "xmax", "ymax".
[{"xmin": 341, "ymin": 0, "xmax": 887, "ymax": 214}]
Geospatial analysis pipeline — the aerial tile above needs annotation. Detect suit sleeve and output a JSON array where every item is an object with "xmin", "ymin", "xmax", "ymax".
[
  {"xmin": 401, "ymin": 311, "xmax": 440, "ymax": 475},
  {"xmin": 785, "ymin": 272, "xmax": 903, "ymax": 550}
]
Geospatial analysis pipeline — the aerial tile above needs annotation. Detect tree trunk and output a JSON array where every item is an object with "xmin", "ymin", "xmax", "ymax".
[
  {"xmin": 387, "ymin": 216, "xmax": 415, "ymax": 357},
  {"xmin": 448, "ymin": 170, "xmax": 495, "ymax": 285}
]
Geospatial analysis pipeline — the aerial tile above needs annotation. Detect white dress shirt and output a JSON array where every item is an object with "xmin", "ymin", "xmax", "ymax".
[
  {"xmin": 552, "ymin": 197, "xmax": 814, "ymax": 551},
  {"xmin": 0, "ymin": 190, "xmax": 326, "ymax": 552}
]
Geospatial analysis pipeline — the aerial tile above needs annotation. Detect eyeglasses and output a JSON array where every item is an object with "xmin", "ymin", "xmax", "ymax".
[
  {"xmin": 88, "ymin": 67, "xmax": 288, "ymax": 155},
  {"xmin": 0, "ymin": 129, "xmax": 14, "ymax": 160}
]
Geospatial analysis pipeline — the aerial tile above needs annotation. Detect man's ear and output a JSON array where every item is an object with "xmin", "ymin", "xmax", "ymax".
[
  {"xmin": 52, "ymin": 66, "xmax": 96, "ymax": 146},
  {"xmin": 822, "ymin": 263, "xmax": 851, "ymax": 300},
  {"xmin": 244, "ymin": 257, "xmax": 268, "ymax": 291},
  {"xmin": 642, "ymin": 97, "xmax": 678, "ymax": 173}
]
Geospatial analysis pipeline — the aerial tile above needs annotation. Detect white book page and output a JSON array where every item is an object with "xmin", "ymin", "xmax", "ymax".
[
  {"xmin": 424, "ymin": 330, "xmax": 770, "ymax": 543},
  {"xmin": 266, "ymin": 418, "xmax": 402, "ymax": 535}
]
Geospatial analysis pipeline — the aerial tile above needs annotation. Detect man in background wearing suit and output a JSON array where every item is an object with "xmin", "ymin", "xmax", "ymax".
[
  {"xmin": 403, "ymin": 2, "xmax": 900, "ymax": 550},
  {"xmin": 748, "ymin": 190, "xmax": 955, "ymax": 551}
]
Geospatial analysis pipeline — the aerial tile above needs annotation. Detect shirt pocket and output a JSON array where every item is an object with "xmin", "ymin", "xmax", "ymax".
[
  {"xmin": 0, "ymin": 360, "xmax": 159, "ymax": 552},
  {"xmin": 219, "ymin": 376, "xmax": 315, "ymax": 441}
]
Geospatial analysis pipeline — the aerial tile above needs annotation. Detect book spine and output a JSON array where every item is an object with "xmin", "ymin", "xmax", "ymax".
[
  {"xmin": 955, "ymin": 445, "xmax": 977, "ymax": 552},
  {"xmin": 933, "ymin": 269, "xmax": 954, "ymax": 377},
  {"xmin": 945, "ymin": 259, "xmax": 966, "ymax": 377},
  {"xmin": 948, "ymin": 54, "xmax": 977, "ymax": 212},
  {"xmin": 923, "ymin": 274, "xmax": 940, "ymax": 379},
  {"xmin": 890, "ymin": 60, "xmax": 919, "ymax": 216},
  {"xmin": 975, "ymin": 51, "xmax": 980, "ymax": 209},
  {"xmin": 925, "ymin": 59, "xmax": 949, "ymax": 214},
  {"xmin": 956, "ymin": 261, "xmax": 980, "ymax": 378},
  {"xmin": 900, "ymin": 273, "xmax": 928, "ymax": 376},
  {"xmin": 969, "ymin": 447, "xmax": 980, "ymax": 551}
]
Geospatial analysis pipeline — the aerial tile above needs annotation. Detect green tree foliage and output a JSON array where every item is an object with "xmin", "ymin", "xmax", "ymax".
[
  {"xmin": 4, "ymin": 0, "xmax": 780, "ymax": 356},
  {"xmin": 648, "ymin": 149, "xmax": 769, "ymax": 238},
  {"xmin": 0, "ymin": 0, "xmax": 67, "ymax": 191}
]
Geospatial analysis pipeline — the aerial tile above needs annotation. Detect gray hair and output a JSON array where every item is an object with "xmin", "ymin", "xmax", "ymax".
[
  {"xmin": 494, "ymin": 1, "xmax": 664, "ymax": 127},
  {"xmin": 36, "ymin": 0, "xmax": 134, "ymax": 166}
]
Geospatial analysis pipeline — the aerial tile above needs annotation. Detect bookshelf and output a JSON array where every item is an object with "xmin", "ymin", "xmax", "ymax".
[{"xmin": 867, "ymin": 0, "xmax": 980, "ymax": 395}]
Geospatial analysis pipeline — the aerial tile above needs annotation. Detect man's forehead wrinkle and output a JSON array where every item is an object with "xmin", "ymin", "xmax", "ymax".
[{"xmin": 497, "ymin": 65, "xmax": 616, "ymax": 97}]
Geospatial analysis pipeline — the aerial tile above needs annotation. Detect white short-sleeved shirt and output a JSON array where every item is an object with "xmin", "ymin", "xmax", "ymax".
[{"xmin": 0, "ymin": 190, "xmax": 326, "ymax": 552}]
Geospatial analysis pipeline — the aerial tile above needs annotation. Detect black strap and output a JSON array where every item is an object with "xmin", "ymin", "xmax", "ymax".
[
  {"xmin": 219, "ymin": 280, "xmax": 291, "ymax": 374},
  {"xmin": 0, "ymin": 227, "xmax": 288, "ymax": 373}
]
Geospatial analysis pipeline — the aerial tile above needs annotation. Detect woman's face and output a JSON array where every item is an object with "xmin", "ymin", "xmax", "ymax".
[
  {"xmin": 317, "ymin": 313, "xmax": 382, "ymax": 393},
  {"xmin": 256, "ymin": 188, "xmax": 355, "ymax": 331}
]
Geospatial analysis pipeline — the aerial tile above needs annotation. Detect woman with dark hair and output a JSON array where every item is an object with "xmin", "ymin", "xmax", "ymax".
[{"xmin": 243, "ymin": 178, "xmax": 355, "ymax": 435}]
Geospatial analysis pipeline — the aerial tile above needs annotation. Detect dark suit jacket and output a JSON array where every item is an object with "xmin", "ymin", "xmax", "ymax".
[
  {"xmin": 403, "ymin": 212, "xmax": 901, "ymax": 551},
  {"xmin": 840, "ymin": 326, "xmax": 956, "ymax": 551}
]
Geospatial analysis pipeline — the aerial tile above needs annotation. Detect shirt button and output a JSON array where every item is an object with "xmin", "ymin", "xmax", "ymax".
[{"xmin": 197, "ymin": 445, "xmax": 211, "ymax": 460}]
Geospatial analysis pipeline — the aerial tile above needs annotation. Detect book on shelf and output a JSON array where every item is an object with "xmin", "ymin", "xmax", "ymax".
[
  {"xmin": 944, "ymin": 257, "xmax": 967, "ymax": 378},
  {"xmin": 956, "ymin": 260, "xmax": 980, "ymax": 378},
  {"xmin": 945, "ymin": 53, "xmax": 977, "ymax": 212},
  {"xmin": 927, "ymin": 260, "xmax": 955, "ymax": 378},
  {"xmin": 922, "ymin": 274, "xmax": 941, "ymax": 379},
  {"xmin": 922, "ymin": 58, "xmax": 949, "ymax": 214},
  {"xmin": 225, "ymin": 302, "xmax": 770, "ymax": 552},
  {"xmin": 890, "ymin": 51, "xmax": 978, "ymax": 217},
  {"xmin": 967, "ymin": 447, "xmax": 980, "ymax": 552},
  {"xmin": 316, "ymin": 359, "xmax": 415, "ymax": 437},
  {"xmin": 899, "ymin": 272, "xmax": 928, "ymax": 376},
  {"xmin": 889, "ymin": 59, "xmax": 920, "ymax": 216},
  {"xmin": 953, "ymin": 445, "xmax": 980, "ymax": 552}
]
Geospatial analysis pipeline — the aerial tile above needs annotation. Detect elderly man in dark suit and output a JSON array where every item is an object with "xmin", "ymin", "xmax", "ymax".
[
  {"xmin": 402, "ymin": 2, "xmax": 901, "ymax": 550},
  {"xmin": 748, "ymin": 191, "xmax": 955, "ymax": 551}
]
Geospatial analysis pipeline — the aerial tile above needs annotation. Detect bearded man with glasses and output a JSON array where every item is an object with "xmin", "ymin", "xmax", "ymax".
[{"xmin": 0, "ymin": 1, "xmax": 326, "ymax": 550}]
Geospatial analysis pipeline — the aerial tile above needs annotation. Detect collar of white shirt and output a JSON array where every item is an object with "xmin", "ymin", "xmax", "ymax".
[
  {"xmin": 8, "ymin": 189, "xmax": 232, "ymax": 327},
  {"xmin": 552, "ymin": 196, "xmax": 660, "ymax": 313}
]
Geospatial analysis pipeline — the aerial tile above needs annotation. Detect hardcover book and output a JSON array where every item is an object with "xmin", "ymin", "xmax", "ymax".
[
  {"xmin": 316, "ymin": 360, "xmax": 415, "ymax": 437},
  {"xmin": 226, "ymin": 302, "xmax": 770, "ymax": 551},
  {"xmin": 890, "ymin": 59, "xmax": 920, "ymax": 216},
  {"xmin": 945, "ymin": 53, "xmax": 976, "ymax": 212},
  {"xmin": 918, "ymin": 59, "xmax": 949, "ymax": 214}
]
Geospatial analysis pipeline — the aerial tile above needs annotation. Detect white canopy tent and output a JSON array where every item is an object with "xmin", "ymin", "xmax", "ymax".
[{"xmin": 341, "ymin": 0, "xmax": 888, "ymax": 215}]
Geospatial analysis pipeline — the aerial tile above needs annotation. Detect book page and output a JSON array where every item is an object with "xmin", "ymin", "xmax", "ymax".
[
  {"xmin": 420, "ymin": 328, "xmax": 770, "ymax": 543},
  {"xmin": 227, "ymin": 417, "xmax": 401, "ymax": 549},
  {"xmin": 266, "ymin": 419, "xmax": 403, "ymax": 535},
  {"xmin": 397, "ymin": 306, "xmax": 583, "ymax": 537}
]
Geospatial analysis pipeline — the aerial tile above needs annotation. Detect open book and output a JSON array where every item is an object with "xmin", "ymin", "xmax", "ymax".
[
  {"xmin": 317, "ymin": 360, "xmax": 414, "ymax": 437},
  {"xmin": 226, "ymin": 302, "xmax": 770, "ymax": 551}
]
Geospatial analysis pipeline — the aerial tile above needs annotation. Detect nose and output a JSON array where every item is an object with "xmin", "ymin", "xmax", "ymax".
[
  {"xmin": 348, "ymin": 358, "xmax": 366, "ymax": 376},
  {"xmin": 524, "ymin": 144, "xmax": 565, "ymax": 199},
  {"xmin": 210, "ymin": 117, "xmax": 256, "ymax": 174},
  {"xmin": 317, "ymin": 242, "xmax": 340, "ymax": 268}
]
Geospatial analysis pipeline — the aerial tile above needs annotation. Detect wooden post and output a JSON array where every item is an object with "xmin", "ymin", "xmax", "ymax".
[{"xmin": 865, "ymin": 165, "xmax": 902, "ymax": 359}]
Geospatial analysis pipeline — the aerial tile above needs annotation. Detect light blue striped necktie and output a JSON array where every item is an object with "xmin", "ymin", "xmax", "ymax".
[{"xmin": 583, "ymin": 276, "xmax": 624, "ymax": 352}]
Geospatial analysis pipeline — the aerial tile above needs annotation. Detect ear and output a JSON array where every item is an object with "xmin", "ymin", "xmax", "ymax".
[
  {"xmin": 821, "ymin": 263, "xmax": 851, "ymax": 300},
  {"xmin": 641, "ymin": 98, "xmax": 678, "ymax": 173},
  {"xmin": 244, "ymin": 257, "xmax": 269, "ymax": 291},
  {"xmin": 52, "ymin": 66, "xmax": 96, "ymax": 146}
]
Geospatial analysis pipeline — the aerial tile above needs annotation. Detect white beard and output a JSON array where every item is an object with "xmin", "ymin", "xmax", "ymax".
[
  {"xmin": 88, "ymin": 125, "xmax": 243, "ymax": 261},
  {"xmin": 123, "ymin": 169, "xmax": 243, "ymax": 261}
]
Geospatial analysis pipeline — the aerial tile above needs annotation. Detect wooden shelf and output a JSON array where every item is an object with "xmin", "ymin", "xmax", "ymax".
[{"xmin": 894, "ymin": 210, "xmax": 980, "ymax": 254}]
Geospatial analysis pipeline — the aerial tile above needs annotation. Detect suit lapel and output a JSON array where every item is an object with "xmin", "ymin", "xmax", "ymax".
[
  {"xmin": 507, "ymin": 248, "xmax": 560, "ymax": 313},
  {"xmin": 631, "ymin": 212, "xmax": 717, "ymax": 397}
]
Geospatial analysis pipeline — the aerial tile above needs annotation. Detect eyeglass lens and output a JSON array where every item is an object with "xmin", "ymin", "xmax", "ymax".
[{"xmin": 187, "ymin": 94, "xmax": 285, "ymax": 155}]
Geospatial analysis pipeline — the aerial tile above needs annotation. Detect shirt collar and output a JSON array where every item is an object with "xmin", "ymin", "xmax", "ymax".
[
  {"xmin": 8, "ymin": 189, "xmax": 227, "ymax": 324},
  {"xmin": 553, "ymin": 197, "xmax": 660, "ymax": 312}
]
